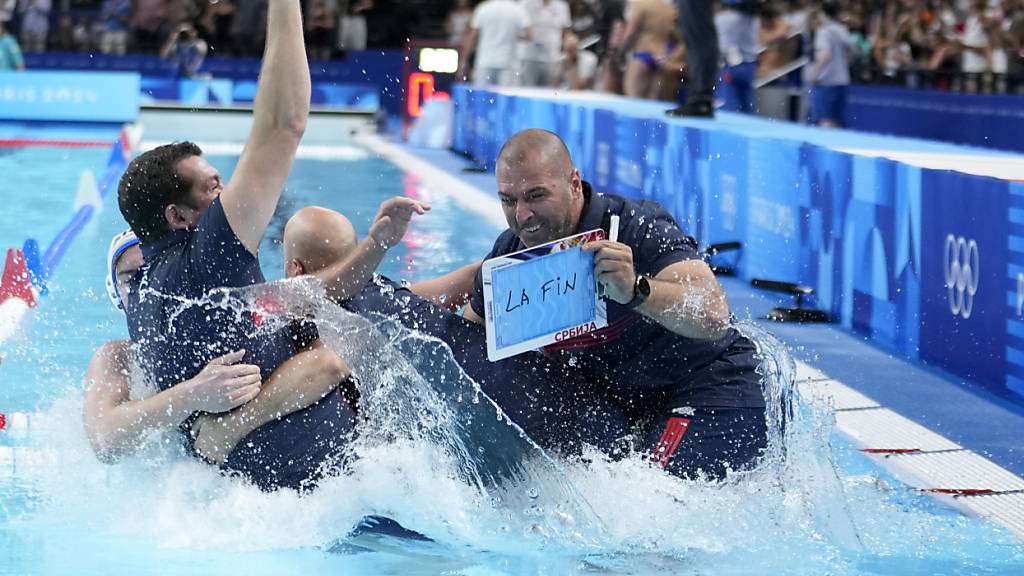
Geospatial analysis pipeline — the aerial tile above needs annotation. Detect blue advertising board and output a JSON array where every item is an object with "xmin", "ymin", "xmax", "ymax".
[
  {"xmin": 705, "ymin": 130, "xmax": 748, "ymax": 251},
  {"xmin": 0, "ymin": 71, "xmax": 140, "ymax": 123},
  {"xmin": 1008, "ymin": 182, "xmax": 1024, "ymax": 396},
  {"xmin": 746, "ymin": 138, "xmax": 800, "ymax": 283},
  {"xmin": 797, "ymin": 143, "xmax": 854, "ymax": 320},
  {"xmin": 919, "ymin": 170, "xmax": 1009, "ymax": 386},
  {"xmin": 141, "ymin": 77, "xmax": 233, "ymax": 106}
]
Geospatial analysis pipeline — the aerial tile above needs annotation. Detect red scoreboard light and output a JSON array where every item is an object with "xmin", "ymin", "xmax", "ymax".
[{"xmin": 403, "ymin": 40, "xmax": 460, "ymax": 122}]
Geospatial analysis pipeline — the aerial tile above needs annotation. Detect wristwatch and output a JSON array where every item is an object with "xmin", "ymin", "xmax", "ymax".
[{"xmin": 626, "ymin": 274, "xmax": 650, "ymax": 309}]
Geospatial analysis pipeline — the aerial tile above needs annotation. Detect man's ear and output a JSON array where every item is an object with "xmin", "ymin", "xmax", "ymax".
[
  {"xmin": 286, "ymin": 258, "xmax": 306, "ymax": 278},
  {"xmin": 164, "ymin": 204, "xmax": 191, "ymax": 231}
]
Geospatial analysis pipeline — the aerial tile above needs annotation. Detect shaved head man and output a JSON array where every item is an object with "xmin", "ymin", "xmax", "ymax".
[
  {"xmin": 495, "ymin": 129, "xmax": 584, "ymax": 248},
  {"xmin": 461, "ymin": 128, "xmax": 771, "ymax": 481},
  {"xmin": 284, "ymin": 206, "xmax": 358, "ymax": 278}
]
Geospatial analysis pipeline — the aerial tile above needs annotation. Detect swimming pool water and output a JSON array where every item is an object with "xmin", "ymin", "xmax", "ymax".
[{"xmin": 1, "ymin": 136, "xmax": 1023, "ymax": 575}]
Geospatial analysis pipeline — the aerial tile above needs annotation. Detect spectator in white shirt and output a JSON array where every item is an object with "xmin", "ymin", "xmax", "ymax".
[
  {"xmin": 557, "ymin": 32, "xmax": 598, "ymax": 89},
  {"xmin": 519, "ymin": 0, "xmax": 573, "ymax": 87},
  {"xmin": 458, "ymin": 0, "xmax": 531, "ymax": 86}
]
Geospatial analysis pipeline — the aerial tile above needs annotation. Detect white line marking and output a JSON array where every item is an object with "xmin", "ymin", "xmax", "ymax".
[{"xmin": 795, "ymin": 360, "xmax": 1024, "ymax": 540}]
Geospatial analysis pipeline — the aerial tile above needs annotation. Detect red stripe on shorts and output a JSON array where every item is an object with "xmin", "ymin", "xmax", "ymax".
[{"xmin": 651, "ymin": 417, "xmax": 690, "ymax": 469}]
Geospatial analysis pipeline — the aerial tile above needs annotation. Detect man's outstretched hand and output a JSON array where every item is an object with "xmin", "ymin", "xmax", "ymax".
[{"xmin": 368, "ymin": 197, "xmax": 431, "ymax": 249}]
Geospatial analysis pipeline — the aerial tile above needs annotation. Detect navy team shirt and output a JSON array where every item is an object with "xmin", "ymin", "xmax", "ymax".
[
  {"xmin": 125, "ymin": 197, "xmax": 298, "ymax": 390},
  {"xmin": 471, "ymin": 182, "xmax": 765, "ymax": 410},
  {"xmin": 124, "ymin": 197, "xmax": 356, "ymax": 492}
]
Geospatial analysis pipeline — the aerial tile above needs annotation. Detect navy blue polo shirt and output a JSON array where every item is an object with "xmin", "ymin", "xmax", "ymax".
[
  {"xmin": 125, "ymin": 197, "xmax": 299, "ymax": 390},
  {"xmin": 123, "ymin": 197, "xmax": 357, "ymax": 491},
  {"xmin": 471, "ymin": 182, "xmax": 764, "ymax": 409}
]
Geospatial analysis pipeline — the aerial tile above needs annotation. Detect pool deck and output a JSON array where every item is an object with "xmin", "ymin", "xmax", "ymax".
[{"xmin": 366, "ymin": 133, "xmax": 1024, "ymax": 540}]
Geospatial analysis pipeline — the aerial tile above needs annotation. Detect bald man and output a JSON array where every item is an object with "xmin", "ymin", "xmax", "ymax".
[
  {"xmin": 284, "ymin": 206, "xmax": 358, "ymax": 278},
  {"xmin": 458, "ymin": 128, "xmax": 769, "ymax": 480},
  {"xmin": 285, "ymin": 205, "xmax": 628, "ymax": 455}
]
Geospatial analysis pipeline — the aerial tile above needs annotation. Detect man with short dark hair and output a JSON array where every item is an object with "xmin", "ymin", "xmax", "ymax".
[
  {"xmin": 461, "ymin": 128, "xmax": 768, "ymax": 480},
  {"xmin": 115, "ymin": 0, "xmax": 415, "ymax": 489}
]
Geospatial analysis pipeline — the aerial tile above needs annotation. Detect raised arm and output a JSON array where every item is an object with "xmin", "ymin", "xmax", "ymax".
[
  {"xmin": 83, "ymin": 342, "xmax": 262, "ymax": 463},
  {"xmin": 220, "ymin": 0, "xmax": 311, "ymax": 255}
]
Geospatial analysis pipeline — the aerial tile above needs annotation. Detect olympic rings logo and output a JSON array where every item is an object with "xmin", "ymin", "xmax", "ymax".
[{"xmin": 944, "ymin": 235, "xmax": 979, "ymax": 320}]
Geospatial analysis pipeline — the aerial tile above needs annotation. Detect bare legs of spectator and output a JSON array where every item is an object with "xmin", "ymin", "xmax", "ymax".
[
  {"xmin": 624, "ymin": 58, "xmax": 667, "ymax": 100},
  {"xmin": 667, "ymin": 0, "xmax": 718, "ymax": 118}
]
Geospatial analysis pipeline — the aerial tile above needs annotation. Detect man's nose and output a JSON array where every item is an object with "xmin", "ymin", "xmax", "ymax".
[{"xmin": 515, "ymin": 202, "xmax": 533, "ymax": 225}]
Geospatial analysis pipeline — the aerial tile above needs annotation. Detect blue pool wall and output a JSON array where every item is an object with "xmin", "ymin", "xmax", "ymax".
[{"xmin": 846, "ymin": 85, "xmax": 1024, "ymax": 154}]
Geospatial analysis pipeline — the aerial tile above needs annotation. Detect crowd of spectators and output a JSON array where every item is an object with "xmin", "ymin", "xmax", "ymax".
[
  {"xmin": 0, "ymin": 0, "xmax": 1021, "ymax": 95},
  {"xmin": 0, "ymin": 0, "xmax": 420, "ymax": 65},
  {"xmin": 449, "ymin": 0, "xmax": 1024, "ymax": 98}
]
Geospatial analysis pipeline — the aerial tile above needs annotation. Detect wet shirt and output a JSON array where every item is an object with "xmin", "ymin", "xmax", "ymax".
[
  {"xmin": 470, "ymin": 182, "xmax": 764, "ymax": 409},
  {"xmin": 125, "ymin": 197, "xmax": 300, "ymax": 392}
]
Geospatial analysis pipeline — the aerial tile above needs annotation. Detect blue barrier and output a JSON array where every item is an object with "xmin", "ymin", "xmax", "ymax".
[
  {"xmin": 847, "ymin": 85, "xmax": 1024, "ymax": 154},
  {"xmin": 454, "ymin": 85, "xmax": 1024, "ymax": 403},
  {"xmin": 0, "ymin": 70, "xmax": 139, "ymax": 123},
  {"xmin": 24, "ymin": 51, "xmax": 405, "ymax": 114}
]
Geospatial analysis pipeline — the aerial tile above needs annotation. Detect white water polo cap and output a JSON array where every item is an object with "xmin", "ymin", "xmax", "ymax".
[{"xmin": 106, "ymin": 229, "xmax": 140, "ymax": 310}]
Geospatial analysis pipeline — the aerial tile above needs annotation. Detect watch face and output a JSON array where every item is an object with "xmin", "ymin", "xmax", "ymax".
[
  {"xmin": 627, "ymin": 274, "xmax": 650, "ymax": 309},
  {"xmin": 636, "ymin": 275, "xmax": 651, "ymax": 297}
]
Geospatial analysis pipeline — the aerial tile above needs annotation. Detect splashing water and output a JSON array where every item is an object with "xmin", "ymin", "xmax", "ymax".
[
  {"xmin": 231, "ymin": 276, "xmax": 606, "ymax": 545},
  {"xmin": 2, "ymin": 282, "xmax": 1023, "ymax": 574}
]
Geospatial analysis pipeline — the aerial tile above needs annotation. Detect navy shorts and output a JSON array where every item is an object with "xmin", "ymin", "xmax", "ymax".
[
  {"xmin": 811, "ymin": 84, "xmax": 848, "ymax": 126},
  {"xmin": 610, "ymin": 339, "xmax": 770, "ymax": 480},
  {"xmin": 644, "ymin": 406, "xmax": 768, "ymax": 480}
]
